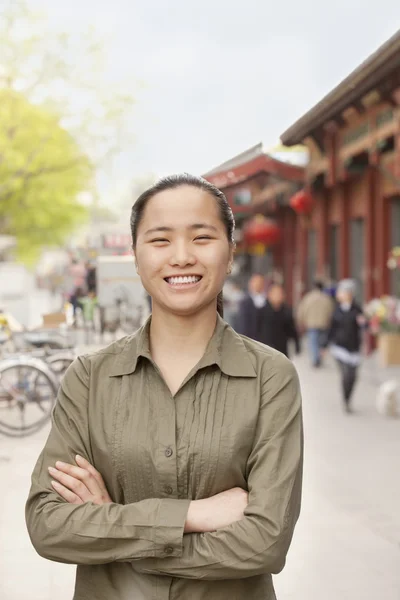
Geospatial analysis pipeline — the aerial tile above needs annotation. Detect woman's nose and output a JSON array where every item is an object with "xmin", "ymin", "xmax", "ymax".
[{"xmin": 169, "ymin": 241, "xmax": 196, "ymax": 267}]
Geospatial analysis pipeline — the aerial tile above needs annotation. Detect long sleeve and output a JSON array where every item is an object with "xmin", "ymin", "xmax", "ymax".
[
  {"xmin": 132, "ymin": 356, "xmax": 303, "ymax": 580},
  {"xmin": 25, "ymin": 356, "xmax": 190, "ymax": 565}
]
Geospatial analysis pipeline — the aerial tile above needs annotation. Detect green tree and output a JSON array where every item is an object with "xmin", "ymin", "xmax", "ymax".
[
  {"xmin": 0, "ymin": 89, "xmax": 91, "ymax": 263},
  {"xmin": 0, "ymin": 1, "xmax": 136, "ymax": 262}
]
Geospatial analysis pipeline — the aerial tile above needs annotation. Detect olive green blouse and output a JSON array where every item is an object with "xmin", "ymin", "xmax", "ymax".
[{"xmin": 26, "ymin": 315, "xmax": 303, "ymax": 600}]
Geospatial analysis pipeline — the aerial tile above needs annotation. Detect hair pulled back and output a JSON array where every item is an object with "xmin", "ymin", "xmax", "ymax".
[{"xmin": 130, "ymin": 173, "xmax": 235, "ymax": 317}]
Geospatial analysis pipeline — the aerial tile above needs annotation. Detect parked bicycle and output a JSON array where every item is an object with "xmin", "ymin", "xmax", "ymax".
[
  {"xmin": 0, "ymin": 355, "xmax": 59, "ymax": 437},
  {"xmin": 0, "ymin": 313, "xmax": 76, "ymax": 437}
]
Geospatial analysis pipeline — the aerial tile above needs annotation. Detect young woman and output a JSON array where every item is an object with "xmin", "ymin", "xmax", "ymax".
[
  {"xmin": 329, "ymin": 279, "xmax": 366, "ymax": 413},
  {"xmin": 26, "ymin": 174, "xmax": 303, "ymax": 600}
]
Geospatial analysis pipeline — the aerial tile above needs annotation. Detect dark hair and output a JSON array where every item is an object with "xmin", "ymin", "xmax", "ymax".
[
  {"xmin": 314, "ymin": 280, "xmax": 324, "ymax": 291},
  {"xmin": 130, "ymin": 173, "xmax": 235, "ymax": 317}
]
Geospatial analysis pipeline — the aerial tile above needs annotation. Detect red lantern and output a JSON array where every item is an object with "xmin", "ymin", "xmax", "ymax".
[
  {"xmin": 243, "ymin": 215, "xmax": 281, "ymax": 247},
  {"xmin": 290, "ymin": 189, "xmax": 313, "ymax": 215}
]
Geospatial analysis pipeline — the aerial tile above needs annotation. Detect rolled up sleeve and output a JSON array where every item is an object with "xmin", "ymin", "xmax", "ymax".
[
  {"xmin": 133, "ymin": 355, "xmax": 303, "ymax": 579},
  {"xmin": 25, "ymin": 356, "xmax": 190, "ymax": 565}
]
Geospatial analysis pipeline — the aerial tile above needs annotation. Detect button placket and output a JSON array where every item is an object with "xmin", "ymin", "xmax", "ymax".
[{"xmin": 156, "ymin": 380, "xmax": 178, "ymax": 501}]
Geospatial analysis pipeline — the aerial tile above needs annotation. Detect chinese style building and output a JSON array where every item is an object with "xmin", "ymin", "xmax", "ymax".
[
  {"xmin": 281, "ymin": 30, "xmax": 400, "ymax": 303},
  {"xmin": 203, "ymin": 143, "xmax": 306, "ymax": 304}
]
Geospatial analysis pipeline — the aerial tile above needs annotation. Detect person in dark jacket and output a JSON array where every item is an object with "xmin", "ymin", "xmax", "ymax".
[
  {"xmin": 263, "ymin": 283, "xmax": 300, "ymax": 358},
  {"xmin": 85, "ymin": 262, "xmax": 97, "ymax": 293},
  {"xmin": 328, "ymin": 279, "xmax": 367, "ymax": 413},
  {"xmin": 236, "ymin": 273, "xmax": 268, "ymax": 343}
]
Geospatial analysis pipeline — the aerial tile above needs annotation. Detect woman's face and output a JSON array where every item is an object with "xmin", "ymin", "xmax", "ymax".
[{"xmin": 134, "ymin": 185, "xmax": 233, "ymax": 316}]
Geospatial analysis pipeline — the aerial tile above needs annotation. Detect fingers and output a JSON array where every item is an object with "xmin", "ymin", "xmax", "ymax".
[
  {"xmin": 48, "ymin": 456, "xmax": 112, "ymax": 505},
  {"xmin": 75, "ymin": 455, "xmax": 105, "ymax": 485},
  {"xmin": 52, "ymin": 460, "xmax": 100, "ymax": 496},
  {"xmin": 51, "ymin": 480, "xmax": 83, "ymax": 504},
  {"xmin": 48, "ymin": 466, "xmax": 93, "ymax": 502}
]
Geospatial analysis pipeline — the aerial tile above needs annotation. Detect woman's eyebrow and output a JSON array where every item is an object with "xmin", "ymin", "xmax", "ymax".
[
  {"xmin": 190, "ymin": 224, "xmax": 218, "ymax": 232},
  {"xmin": 144, "ymin": 226, "xmax": 173, "ymax": 235},
  {"xmin": 144, "ymin": 224, "xmax": 218, "ymax": 235}
]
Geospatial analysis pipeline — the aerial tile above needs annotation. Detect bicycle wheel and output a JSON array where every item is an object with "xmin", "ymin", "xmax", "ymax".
[{"xmin": 0, "ymin": 357, "xmax": 59, "ymax": 437}]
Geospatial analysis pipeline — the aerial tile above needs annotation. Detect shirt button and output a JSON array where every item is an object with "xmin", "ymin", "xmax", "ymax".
[
  {"xmin": 165, "ymin": 447, "xmax": 173, "ymax": 458},
  {"xmin": 164, "ymin": 546, "xmax": 174, "ymax": 555},
  {"xmin": 164, "ymin": 485, "xmax": 173, "ymax": 495}
]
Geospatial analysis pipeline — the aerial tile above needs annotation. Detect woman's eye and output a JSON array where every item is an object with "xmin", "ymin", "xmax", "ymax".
[
  {"xmin": 151, "ymin": 238, "xmax": 169, "ymax": 243},
  {"xmin": 195, "ymin": 235, "xmax": 212, "ymax": 241}
]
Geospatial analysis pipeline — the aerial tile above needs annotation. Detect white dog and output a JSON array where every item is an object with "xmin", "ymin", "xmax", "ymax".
[{"xmin": 376, "ymin": 380, "xmax": 399, "ymax": 417}]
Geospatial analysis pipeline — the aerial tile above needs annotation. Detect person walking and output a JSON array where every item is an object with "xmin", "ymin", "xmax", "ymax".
[
  {"xmin": 328, "ymin": 279, "xmax": 366, "ymax": 413},
  {"xmin": 297, "ymin": 280, "xmax": 334, "ymax": 367},
  {"xmin": 85, "ymin": 261, "xmax": 97, "ymax": 294},
  {"xmin": 236, "ymin": 273, "xmax": 268, "ymax": 342},
  {"xmin": 263, "ymin": 283, "xmax": 301, "ymax": 358},
  {"xmin": 26, "ymin": 174, "xmax": 303, "ymax": 600},
  {"xmin": 77, "ymin": 289, "xmax": 98, "ymax": 344}
]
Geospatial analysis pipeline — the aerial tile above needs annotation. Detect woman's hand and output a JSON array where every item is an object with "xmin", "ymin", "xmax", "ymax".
[
  {"xmin": 48, "ymin": 455, "xmax": 112, "ymax": 505},
  {"xmin": 185, "ymin": 487, "xmax": 249, "ymax": 533}
]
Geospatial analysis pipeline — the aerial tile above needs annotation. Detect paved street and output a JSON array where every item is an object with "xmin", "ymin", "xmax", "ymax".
[{"xmin": 1, "ymin": 350, "xmax": 399, "ymax": 600}]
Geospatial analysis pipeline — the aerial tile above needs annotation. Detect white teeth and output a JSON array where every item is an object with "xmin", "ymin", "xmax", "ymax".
[{"xmin": 167, "ymin": 276, "xmax": 201, "ymax": 285}]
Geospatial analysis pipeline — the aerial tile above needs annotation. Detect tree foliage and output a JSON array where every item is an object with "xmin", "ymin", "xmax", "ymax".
[
  {"xmin": 0, "ymin": 0, "xmax": 136, "ymax": 263},
  {"xmin": 0, "ymin": 89, "xmax": 91, "ymax": 263}
]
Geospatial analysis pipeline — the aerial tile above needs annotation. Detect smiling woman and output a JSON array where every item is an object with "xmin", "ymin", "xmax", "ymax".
[
  {"xmin": 26, "ymin": 173, "xmax": 303, "ymax": 600},
  {"xmin": 131, "ymin": 174, "xmax": 235, "ymax": 319}
]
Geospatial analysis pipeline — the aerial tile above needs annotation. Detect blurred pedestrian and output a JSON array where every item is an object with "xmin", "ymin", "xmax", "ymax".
[
  {"xmin": 78, "ymin": 289, "xmax": 98, "ymax": 344},
  {"xmin": 263, "ymin": 283, "xmax": 300, "ymax": 358},
  {"xmin": 236, "ymin": 273, "xmax": 267, "ymax": 342},
  {"xmin": 297, "ymin": 280, "xmax": 334, "ymax": 367},
  {"xmin": 69, "ymin": 258, "xmax": 87, "ymax": 291},
  {"xmin": 69, "ymin": 286, "xmax": 85, "ymax": 320},
  {"xmin": 328, "ymin": 279, "xmax": 367, "ymax": 413},
  {"xmin": 85, "ymin": 262, "xmax": 97, "ymax": 294}
]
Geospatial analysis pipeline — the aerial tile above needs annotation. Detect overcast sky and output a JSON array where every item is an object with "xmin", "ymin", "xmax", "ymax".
[{"xmin": 30, "ymin": 0, "xmax": 399, "ymax": 199}]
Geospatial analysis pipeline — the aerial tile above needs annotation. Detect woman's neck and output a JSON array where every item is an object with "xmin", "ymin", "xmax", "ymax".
[{"xmin": 149, "ymin": 303, "xmax": 218, "ymax": 360}]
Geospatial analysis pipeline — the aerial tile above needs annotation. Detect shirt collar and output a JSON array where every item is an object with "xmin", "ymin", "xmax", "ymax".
[{"xmin": 109, "ymin": 314, "xmax": 256, "ymax": 378}]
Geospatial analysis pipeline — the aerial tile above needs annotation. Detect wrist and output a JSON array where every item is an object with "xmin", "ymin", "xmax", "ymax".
[{"xmin": 184, "ymin": 499, "xmax": 206, "ymax": 533}]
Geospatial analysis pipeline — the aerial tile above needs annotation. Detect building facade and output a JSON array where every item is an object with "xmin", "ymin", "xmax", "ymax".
[
  {"xmin": 203, "ymin": 144, "xmax": 306, "ymax": 304},
  {"xmin": 281, "ymin": 31, "xmax": 400, "ymax": 303}
]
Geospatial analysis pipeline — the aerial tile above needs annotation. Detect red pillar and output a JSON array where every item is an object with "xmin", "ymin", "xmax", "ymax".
[
  {"xmin": 374, "ymin": 165, "xmax": 390, "ymax": 298},
  {"xmin": 394, "ymin": 114, "xmax": 400, "ymax": 181},
  {"xmin": 338, "ymin": 183, "xmax": 349, "ymax": 278},
  {"xmin": 290, "ymin": 210, "xmax": 298, "ymax": 305},
  {"xmin": 295, "ymin": 219, "xmax": 308, "ymax": 302},
  {"xmin": 317, "ymin": 192, "xmax": 329, "ymax": 277},
  {"xmin": 365, "ymin": 166, "xmax": 376, "ymax": 301}
]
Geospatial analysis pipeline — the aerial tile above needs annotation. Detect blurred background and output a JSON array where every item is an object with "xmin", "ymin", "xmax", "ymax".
[{"xmin": 0, "ymin": 1, "xmax": 400, "ymax": 599}]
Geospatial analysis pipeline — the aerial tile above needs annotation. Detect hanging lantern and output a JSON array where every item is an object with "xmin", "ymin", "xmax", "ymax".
[
  {"xmin": 289, "ymin": 189, "xmax": 314, "ymax": 215},
  {"xmin": 243, "ymin": 215, "xmax": 281, "ymax": 255}
]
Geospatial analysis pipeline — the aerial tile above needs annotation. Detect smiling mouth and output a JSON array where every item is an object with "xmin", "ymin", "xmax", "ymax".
[{"xmin": 164, "ymin": 275, "xmax": 202, "ymax": 286}]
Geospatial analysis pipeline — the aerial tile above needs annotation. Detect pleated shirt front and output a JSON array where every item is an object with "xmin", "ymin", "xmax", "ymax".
[{"xmin": 26, "ymin": 315, "xmax": 303, "ymax": 600}]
